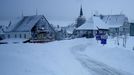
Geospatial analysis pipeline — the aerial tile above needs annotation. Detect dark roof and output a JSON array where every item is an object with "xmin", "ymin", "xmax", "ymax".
[{"xmin": 80, "ymin": 5, "xmax": 83, "ymax": 17}]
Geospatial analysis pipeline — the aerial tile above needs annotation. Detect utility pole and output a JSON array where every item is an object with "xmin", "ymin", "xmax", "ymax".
[
  {"xmin": 21, "ymin": 11, "xmax": 24, "ymax": 17},
  {"xmin": 36, "ymin": 9, "xmax": 38, "ymax": 15}
]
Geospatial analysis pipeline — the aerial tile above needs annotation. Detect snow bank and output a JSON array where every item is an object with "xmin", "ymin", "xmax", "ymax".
[
  {"xmin": 0, "ymin": 38, "xmax": 90, "ymax": 75},
  {"xmin": 79, "ymin": 37, "xmax": 134, "ymax": 75},
  {"xmin": 106, "ymin": 36, "xmax": 134, "ymax": 50},
  {"xmin": 0, "ymin": 37, "xmax": 134, "ymax": 75},
  {"xmin": 0, "ymin": 38, "xmax": 26, "ymax": 44}
]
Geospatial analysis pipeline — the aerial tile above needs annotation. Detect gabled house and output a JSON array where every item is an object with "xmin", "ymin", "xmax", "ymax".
[
  {"xmin": 4, "ymin": 15, "xmax": 56, "ymax": 42},
  {"xmin": 54, "ymin": 25, "xmax": 67, "ymax": 40},
  {"xmin": 92, "ymin": 15, "xmax": 110, "ymax": 33},
  {"xmin": 100, "ymin": 14, "xmax": 129, "ymax": 36},
  {"xmin": 74, "ymin": 14, "xmax": 129, "ymax": 38},
  {"xmin": 75, "ymin": 15, "xmax": 112, "ymax": 38},
  {"xmin": 74, "ymin": 17, "xmax": 97, "ymax": 38}
]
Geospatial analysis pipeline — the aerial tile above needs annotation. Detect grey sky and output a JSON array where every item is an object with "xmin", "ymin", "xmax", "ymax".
[{"xmin": 0, "ymin": 0, "xmax": 134, "ymax": 22}]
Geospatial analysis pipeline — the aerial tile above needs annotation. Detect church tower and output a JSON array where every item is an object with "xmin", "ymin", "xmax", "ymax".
[
  {"xmin": 80, "ymin": 5, "xmax": 83, "ymax": 17},
  {"xmin": 76, "ymin": 5, "xmax": 86, "ymax": 28}
]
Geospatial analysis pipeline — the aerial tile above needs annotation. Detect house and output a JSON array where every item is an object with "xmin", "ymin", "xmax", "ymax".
[
  {"xmin": 74, "ymin": 14, "xmax": 129, "ymax": 38},
  {"xmin": 54, "ymin": 25, "xmax": 67, "ymax": 40},
  {"xmin": 74, "ymin": 17, "xmax": 97, "ymax": 38},
  {"xmin": 92, "ymin": 15, "xmax": 110, "ymax": 34},
  {"xmin": 4, "ymin": 15, "xmax": 56, "ymax": 42},
  {"xmin": 100, "ymin": 14, "xmax": 129, "ymax": 36},
  {"xmin": 130, "ymin": 23, "xmax": 134, "ymax": 36},
  {"xmin": 75, "ymin": 15, "xmax": 111, "ymax": 38},
  {"xmin": 65, "ymin": 23, "xmax": 76, "ymax": 39}
]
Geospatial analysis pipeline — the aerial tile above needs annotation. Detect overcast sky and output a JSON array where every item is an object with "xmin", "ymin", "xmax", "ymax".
[{"xmin": 0, "ymin": 0, "xmax": 134, "ymax": 22}]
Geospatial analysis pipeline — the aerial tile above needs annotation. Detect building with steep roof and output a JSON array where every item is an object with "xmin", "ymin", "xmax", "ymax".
[
  {"xmin": 4, "ymin": 15, "xmax": 56, "ymax": 42},
  {"xmin": 100, "ymin": 14, "xmax": 129, "ymax": 36},
  {"xmin": 74, "ymin": 14, "xmax": 129, "ymax": 38},
  {"xmin": 75, "ymin": 6, "xmax": 86, "ymax": 28}
]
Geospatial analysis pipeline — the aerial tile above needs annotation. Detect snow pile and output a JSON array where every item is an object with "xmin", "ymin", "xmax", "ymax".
[
  {"xmin": 106, "ymin": 36, "xmax": 134, "ymax": 50},
  {"xmin": 83, "ymin": 44, "xmax": 134, "ymax": 74},
  {"xmin": 75, "ymin": 37, "xmax": 134, "ymax": 75},
  {"xmin": 0, "ymin": 38, "xmax": 27, "ymax": 44},
  {"xmin": 125, "ymin": 37, "xmax": 134, "ymax": 50}
]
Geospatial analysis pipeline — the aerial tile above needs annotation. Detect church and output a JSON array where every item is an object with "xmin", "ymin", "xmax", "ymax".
[{"xmin": 75, "ymin": 5, "xmax": 86, "ymax": 28}]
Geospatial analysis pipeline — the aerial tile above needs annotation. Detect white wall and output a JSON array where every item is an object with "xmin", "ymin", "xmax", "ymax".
[{"xmin": 4, "ymin": 32, "xmax": 31, "ymax": 39}]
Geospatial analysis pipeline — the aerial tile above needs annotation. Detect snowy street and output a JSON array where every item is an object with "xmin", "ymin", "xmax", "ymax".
[
  {"xmin": 71, "ymin": 44, "xmax": 130, "ymax": 75},
  {"xmin": 0, "ymin": 38, "xmax": 134, "ymax": 75},
  {"xmin": 1, "ymin": 0, "xmax": 134, "ymax": 75}
]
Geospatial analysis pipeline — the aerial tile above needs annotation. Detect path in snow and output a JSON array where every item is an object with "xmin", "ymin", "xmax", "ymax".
[{"xmin": 71, "ymin": 44, "xmax": 130, "ymax": 75}]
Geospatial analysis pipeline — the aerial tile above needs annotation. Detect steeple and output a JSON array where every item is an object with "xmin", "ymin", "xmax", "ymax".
[
  {"xmin": 76, "ymin": 5, "xmax": 86, "ymax": 28},
  {"xmin": 80, "ymin": 5, "xmax": 83, "ymax": 17}
]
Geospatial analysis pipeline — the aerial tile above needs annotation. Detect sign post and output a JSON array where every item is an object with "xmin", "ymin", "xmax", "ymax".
[{"xmin": 100, "ymin": 34, "xmax": 108, "ymax": 45}]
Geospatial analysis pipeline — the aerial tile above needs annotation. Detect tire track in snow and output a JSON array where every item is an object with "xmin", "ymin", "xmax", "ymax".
[{"xmin": 71, "ymin": 44, "xmax": 130, "ymax": 75}]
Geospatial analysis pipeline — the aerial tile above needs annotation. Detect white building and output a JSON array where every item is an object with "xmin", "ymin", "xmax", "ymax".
[
  {"xmin": 74, "ymin": 14, "xmax": 129, "ymax": 38},
  {"xmin": 4, "ymin": 15, "xmax": 56, "ymax": 41},
  {"xmin": 101, "ymin": 14, "xmax": 129, "ymax": 36},
  {"xmin": 75, "ymin": 17, "xmax": 97, "ymax": 38}
]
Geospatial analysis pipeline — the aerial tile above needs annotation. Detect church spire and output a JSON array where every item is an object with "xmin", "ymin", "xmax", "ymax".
[
  {"xmin": 80, "ymin": 5, "xmax": 83, "ymax": 17},
  {"xmin": 76, "ymin": 5, "xmax": 86, "ymax": 28}
]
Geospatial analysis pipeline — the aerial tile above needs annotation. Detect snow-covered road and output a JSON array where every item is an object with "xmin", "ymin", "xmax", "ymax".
[
  {"xmin": 71, "ymin": 44, "xmax": 131, "ymax": 75},
  {"xmin": 0, "ymin": 38, "xmax": 134, "ymax": 75}
]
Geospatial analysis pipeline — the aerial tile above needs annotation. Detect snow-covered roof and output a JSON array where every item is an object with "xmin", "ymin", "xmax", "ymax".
[
  {"xmin": 66, "ymin": 29, "xmax": 74, "ymax": 34},
  {"xmin": 66, "ymin": 27, "xmax": 75, "ymax": 34},
  {"xmin": 14, "ymin": 15, "xmax": 43, "ymax": 32},
  {"xmin": 76, "ymin": 14, "xmax": 127, "ymax": 30},
  {"xmin": 65, "ymin": 24, "xmax": 76, "ymax": 34},
  {"xmin": 76, "ymin": 17, "xmax": 97, "ymax": 30},
  {"xmin": 102, "ymin": 14, "xmax": 128, "ymax": 26},
  {"xmin": 5, "ymin": 17, "xmax": 23, "ymax": 32},
  {"xmin": 76, "ymin": 17, "xmax": 110, "ymax": 30},
  {"xmin": 93, "ymin": 17, "xmax": 110, "ymax": 29},
  {"xmin": 6, "ymin": 15, "xmax": 46, "ymax": 32}
]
